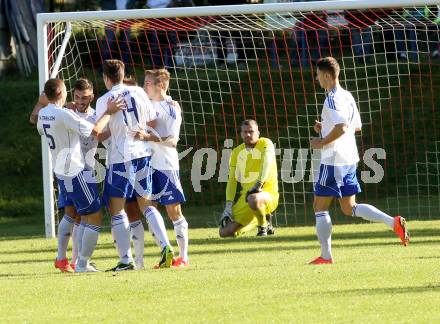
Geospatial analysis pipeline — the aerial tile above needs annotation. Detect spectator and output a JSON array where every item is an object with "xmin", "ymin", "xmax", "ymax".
[
  {"xmin": 395, "ymin": 8, "xmax": 425, "ymax": 62},
  {"xmin": 147, "ymin": 0, "xmax": 194, "ymax": 69},
  {"xmin": 100, "ymin": 0, "xmax": 133, "ymax": 71},
  {"xmin": 345, "ymin": 9, "xmax": 391, "ymax": 64},
  {"xmin": 290, "ymin": 12, "xmax": 329, "ymax": 67},
  {"xmin": 207, "ymin": 0, "xmax": 255, "ymax": 69}
]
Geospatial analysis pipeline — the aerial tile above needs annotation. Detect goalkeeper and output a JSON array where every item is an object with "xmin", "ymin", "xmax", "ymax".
[{"xmin": 219, "ymin": 119, "xmax": 279, "ymax": 237}]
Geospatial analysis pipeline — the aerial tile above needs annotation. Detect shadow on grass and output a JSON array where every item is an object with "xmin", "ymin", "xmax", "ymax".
[
  {"xmin": 317, "ymin": 284, "xmax": 440, "ymax": 296},
  {"xmin": 3, "ymin": 237, "xmax": 440, "ymax": 267},
  {"xmin": 3, "ymin": 225, "xmax": 440, "ymax": 255}
]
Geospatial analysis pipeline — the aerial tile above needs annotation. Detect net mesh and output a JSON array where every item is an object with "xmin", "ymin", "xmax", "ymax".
[{"xmin": 45, "ymin": 4, "xmax": 440, "ymax": 225}]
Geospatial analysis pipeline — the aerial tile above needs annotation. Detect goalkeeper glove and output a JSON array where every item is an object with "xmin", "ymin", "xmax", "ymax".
[
  {"xmin": 219, "ymin": 201, "xmax": 233, "ymax": 228},
  {"xmin": 246, "ymin": 180, "xmax": 263, "ymax": 200}
]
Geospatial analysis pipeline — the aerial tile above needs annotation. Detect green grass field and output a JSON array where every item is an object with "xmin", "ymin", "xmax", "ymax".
[{"xmin": 2, "ymin": 219, "xmax": 440, "ymax": 323}]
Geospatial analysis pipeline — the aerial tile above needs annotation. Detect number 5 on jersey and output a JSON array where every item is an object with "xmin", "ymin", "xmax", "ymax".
[{"xmin": 43, "ymin": 124, "xmax": 56, "ymax": 149}]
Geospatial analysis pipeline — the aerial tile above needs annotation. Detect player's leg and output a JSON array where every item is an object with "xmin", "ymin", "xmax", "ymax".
[
  {"xmin": 70, "ymin": 211, "xmax": 81, "ymax": 269},
  {"xmin": 352, "ymin": 201, "xmax": 409, "ymax": 245},
  {"xmin": 219, "ymin": 194, "xmax": 256, "ymax": 238},
  {"xmin": 125, "ymin": 197, "xmax": 145, "ymax": 269},
  {"xmin": 108, "ymin": 196, "xmax": 135, "ymax": 270},
  {"xmin": 338, "ymin": 164, "xmax": 409, "ymax": 246},
  {"xmin": 145, "ymin": 201, "xmax": 161, "ymax": 247},
  {"xmin": 310, "ymin": 195, "xmax": 334, "ymax": 264},
  {"xmin": 76, "ymin": 209, "xmax": 102, "ymax": 272},
  {"xmin": 55, "ymin": 204, "xmax": 76, "ymax": 273},
  {"xmin": 309, "ymin": 164, "xmax": 340, "ymax": 264},
  {"xmin": 105, "ymin": 161, "xmax": 136, "ymax": 270},
  {"xmin": 247, "ymin": 191, "xmax": 277, "ymax": 236},
  {"xmin": 164, "ymin": 203, "xmax": 189, "ymax": 266},
  {"xmin": 54, "ymin": 180, "xmax": 77, "ymax": 272},
  {"xmin": 61, "ymin": 171, "xmax": 102, "ymax": 273},
  {"xmin": 311, "ymin": 195, "xmax": 333, "ymax": 264},
  {"xmin": 135, "ymin": 158, "xmax": 174, "ymax": 268},
  {"xmin": 138, "ymin": 196, "xmax": 174, "ymax": 268},
  {"xmin": 156, "ymin": 169, "xmax": 189, "ymax": 267},
  {"xmin": 247, "ymin": 192, "xmax": 268, "ymax": 230},
  {"xmin": 219, "ymin": 219, "xmax": 242, "ymax": 237}
]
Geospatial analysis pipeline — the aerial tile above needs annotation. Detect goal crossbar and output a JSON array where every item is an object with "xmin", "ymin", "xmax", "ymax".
[{"xmin": 37, "ymin": 0, "xmax": 440, "ymax": 23}]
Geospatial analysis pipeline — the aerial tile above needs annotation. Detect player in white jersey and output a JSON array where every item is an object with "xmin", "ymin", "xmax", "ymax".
[
  {"xmin": 96, "ymin": 60, "xmax": 174, "ymax": 270},
  {"xmin": 137, "ymin": 68, "xmax": 189, "ymax": 267},
  {"xmin": 309, "ymin": 57, "xmax": 410, "ymax": 265},
  {"xmin": 30, "ymin": 78, "xmax": 102, "ymax": 273},
  {"xmin": 36, "ymin": 78, "xmax": 122, "ymax": 272}
]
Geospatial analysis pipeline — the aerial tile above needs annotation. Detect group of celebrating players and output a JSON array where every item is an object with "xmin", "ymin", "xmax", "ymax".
[
  {"xmin": 30, "ymin": 60, "xmax": 188, "ymax": 272},
  {"xmin": 30, "ymin": 56, "xmax": 410, "ymax": 272}
]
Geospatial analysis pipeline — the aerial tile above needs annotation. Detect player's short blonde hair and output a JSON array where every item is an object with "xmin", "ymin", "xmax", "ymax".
[
  {"xmin": 316, "ymin": 56, "xmax": 340, "ymax": 79},
  {"xmin": 123, "ymin": 74, "xmax": 138, "ymax": 86},
  {"xmin": 144, "ymin": 68, "xmax": 170, "ymax": 85}
]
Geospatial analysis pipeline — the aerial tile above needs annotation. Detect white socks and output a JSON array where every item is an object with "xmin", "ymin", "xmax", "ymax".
[
  {"xmin": 111, "ymin": 213, "xmax": 133, "ymax": 264},
  {"xmin": 315, "ymin": 211, "xmax": 332, "ymax": 260},
  {"xmin": 77, "ymin": 224, "xmax": 100, "ymax": 268},
  {"xmin": 71, "ymin": 223, "xmax": 80, "ymax": 265},
  {"xmin": 352, "ymin": 204, "xmax": 394, "ymax": 228},
  {"xmin": 129, "ymin": 220, "xmax": 145, "ymax": 268},
  {"xmin": 143, "ymin": 206, "xmax": 170, "ymax": 249},
  {"xmin": 173, "ymin": 217, "xmax": 189, "ymax": 261},
  {"xmin": 57, "ymin": 215, "xmax": 74, "ymax": 260}
]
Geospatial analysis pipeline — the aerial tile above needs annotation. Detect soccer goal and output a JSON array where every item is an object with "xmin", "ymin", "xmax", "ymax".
[{"xmin": 37, "ymin": 0, "xmax": 440, "ymax": 237}]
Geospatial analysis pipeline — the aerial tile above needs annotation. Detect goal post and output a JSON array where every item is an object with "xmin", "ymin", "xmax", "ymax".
[{"xmin": 37, "ymin": 0, "xmax": 440, "ymax": 237}]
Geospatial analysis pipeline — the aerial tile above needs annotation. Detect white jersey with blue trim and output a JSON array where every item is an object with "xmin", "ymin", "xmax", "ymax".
[
  {"xmin": 96, "ymin": 84, "xmax": 155, "ymax": 165},
  {"xmin": 76, "ymin": 108, "xmax": 98, "ymax": 170},
  {"xmin": 148, "ymin": 97, "xmax": 181, "ymax": 170},
  {"xmin": 37, "ymin": 103, "xmax": 94, "ymax": 177},
  {"xmin": 320, "ymin": 85, "xmax": 362, "ymax": 166}
]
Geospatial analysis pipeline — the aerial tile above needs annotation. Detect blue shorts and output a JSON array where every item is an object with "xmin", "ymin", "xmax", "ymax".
[
  {"xmin": 57, "ymin": 182, "xmax": 73, "ymax": 209},
  {"xmin": 151, "ymin": 169, "xmax": 186, "ymax": 205},
  {"xmin": 104, "ymin": 156, "xmax": 152, "ymax": 200},
  {"xmin": 56, "ymin": 170, "xmax": 101, "ymax": 216},
  {"xmin": 314, "ymin": 164, "xmax": 361, "ymax": 198}
]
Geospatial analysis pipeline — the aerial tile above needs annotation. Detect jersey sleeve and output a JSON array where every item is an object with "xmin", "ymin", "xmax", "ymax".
[
  {"xmin": 258, "ymin": 138, "xmax": 276, "ymax": 183},
  {"xmin": 225, "ymin": 147, "xmax": 238, "ymax": 202},
  {"xmin": 326, "ymin": 95, "xmax": 350, "ymax": 125},
  {"xmin": 95, "ymin": 96, "xmax": 108, "ymax": 120},
  {"xmin": 352, "ymin": 100, "xmax": 362, "ymax": 130},
  {"xmin": 36, "ymin": 120, "xmax": 44, "ymax": 135},
  {"xmin": 138, "ymin": 88, "xmax": 156, "ymax": 122},
  {"xmin": 62, "ymin": 109, "xmax": 94, "ymax": 137}
]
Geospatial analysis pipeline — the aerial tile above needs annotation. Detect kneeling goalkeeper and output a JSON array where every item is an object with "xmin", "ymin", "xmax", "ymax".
[{"xmin": 219, "ymin": 119, "xmax": 279, "ymax": 237}]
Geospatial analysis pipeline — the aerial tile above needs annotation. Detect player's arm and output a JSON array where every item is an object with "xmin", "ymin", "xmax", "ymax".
[
  {"xmin": 247, "ymin": 139, "xmax": 276, "ymax": 197},
  {"xmin": 96, "ymin": 129, "xmax": 111, "ymax": 142},
  {"xmin": 220, "ymin": 149, "xmax": 238, "ymax": 226},
  {"xmin": 354, "ymin": 105, "xmax": 362, "ymax": 132},
  {"xmin": 310, "ymin": 96, "xmax": 351, "ymax": 149},
  {"xmin": 310, "ymin": 123, "xmax": 346, "ymax": 149},
  {"xmin": 92, "ymin": 97, "xmax": 124, "ymax": 137},
  {"xmin": 30, "ymin": 93, "xmax": 49, "ymax": 125}
]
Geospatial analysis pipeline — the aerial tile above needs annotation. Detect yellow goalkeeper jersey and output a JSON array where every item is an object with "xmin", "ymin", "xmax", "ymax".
[{"xmin": 226, "ymin": 137, "xmax": 279, "ymax": 201}]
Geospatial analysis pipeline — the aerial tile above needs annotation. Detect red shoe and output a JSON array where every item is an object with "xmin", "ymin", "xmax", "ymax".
[
  {"xmin": 54, "ymin": 258, "xmax": 74, "ymax": 273},
  {"xmin": 172, "ymin": 257, "xmax": 189, "ymax": 268},
  {"xmin": 70, "ymin": 263, "xmax": 76, "ymax": 271},
  {"xmin": 309, "ymin": 256, "xmax": 334, "ymax": 265},
  {"xmin": 394, "ymin": 216, "xmax": 410, "ymax": 246}
]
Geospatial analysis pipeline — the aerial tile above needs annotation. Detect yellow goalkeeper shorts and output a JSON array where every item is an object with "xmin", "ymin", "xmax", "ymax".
[{"xmin": 232, "ymin": 191, "xmax": 278, "ymax": 236}]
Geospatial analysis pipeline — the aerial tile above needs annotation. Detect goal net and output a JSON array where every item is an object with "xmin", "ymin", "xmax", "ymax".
[{"xmin": 38, "ymin": 0, "xmax": 440, "ymax": 236}]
